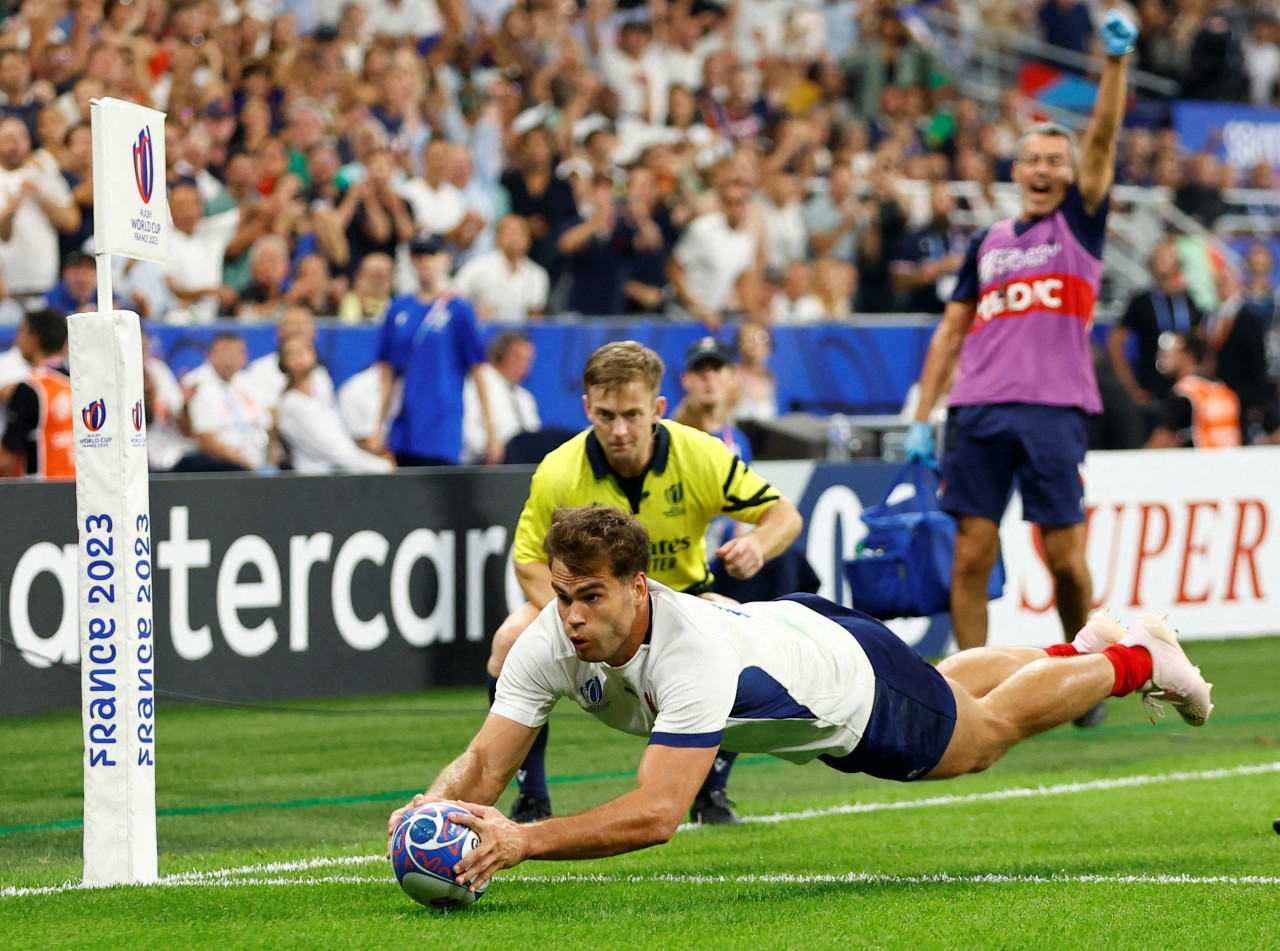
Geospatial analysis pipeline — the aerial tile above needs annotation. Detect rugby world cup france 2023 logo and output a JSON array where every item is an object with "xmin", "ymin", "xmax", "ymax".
[
  {"xmin": 83, "ymin": 399, "xmax": 107, "ymax": 433},
  {"xmin": 80, "ymin": 397, "xmax": 112, "ymax": 448},
  {"xmin": 133, "ymin": 127, "xmax": 154, "ymax": 205}
]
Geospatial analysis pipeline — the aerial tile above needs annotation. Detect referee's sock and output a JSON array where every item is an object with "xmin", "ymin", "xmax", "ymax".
[
  {"xmin": 489, "ymin": 671, "xmax": 551, "ymax": 804},
  {"xmin": 517, "ymin": 725, "xmax": 550, "ymax": 802},
  {"xmin": 699, "ymin": 749, "xmax": 737, "ymax": 794}
]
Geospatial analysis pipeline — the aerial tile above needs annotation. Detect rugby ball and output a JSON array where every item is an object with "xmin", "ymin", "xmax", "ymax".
[{"xmin": 389, "ymin": 802, "xmax": 487, "ymax": 908}]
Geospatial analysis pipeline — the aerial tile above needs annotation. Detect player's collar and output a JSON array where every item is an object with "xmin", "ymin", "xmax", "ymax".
[{"xmin": 585, "ymin": 422, "xmax": 671, "ymax": 480}]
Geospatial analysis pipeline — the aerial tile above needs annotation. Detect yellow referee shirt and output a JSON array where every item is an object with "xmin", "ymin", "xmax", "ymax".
[{"xmin": 513, "ymin": 421, "xmax": 781, "ymax": 593}]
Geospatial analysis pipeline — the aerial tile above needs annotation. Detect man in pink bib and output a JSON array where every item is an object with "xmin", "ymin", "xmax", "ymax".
[{"xmin": 904, "ymin": 12, "xmax": 1138, "ymax": 728}]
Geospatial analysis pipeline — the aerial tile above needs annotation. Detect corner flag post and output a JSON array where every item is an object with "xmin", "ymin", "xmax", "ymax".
[{"xmin": 71, "ymin": 97, "xmax": 169, "ymax": 887}]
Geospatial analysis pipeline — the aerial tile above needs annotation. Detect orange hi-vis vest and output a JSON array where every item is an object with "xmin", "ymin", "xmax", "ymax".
[
  {"xmin": 25, "ymin": 366, "xmax": 76, "ymax": 478},
  {"xmin": 1173, "ymin": 375, "xmax": 1241, "ymax": 448}
]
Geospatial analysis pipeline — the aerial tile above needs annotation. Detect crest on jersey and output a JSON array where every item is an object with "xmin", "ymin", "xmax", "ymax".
[
  {"xmin": 132, "ymin": 399, "xmax": 144, "ymax": 432},
  {"xmin": 579, "ymin": 676, "xmax": 603, "ymax": 706}
]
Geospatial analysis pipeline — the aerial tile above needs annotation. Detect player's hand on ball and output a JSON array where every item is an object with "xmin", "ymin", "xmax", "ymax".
[
  {"xmin": 387, "ymin": 794, "xmax": 452, "ymax": 856},
  {"xmin": 716, "ymin": 534, "xmax": 765, "ymax": 579},
  {"xmin": 447, "ymin": 802, "xmax": 529, "ymax": 891}
]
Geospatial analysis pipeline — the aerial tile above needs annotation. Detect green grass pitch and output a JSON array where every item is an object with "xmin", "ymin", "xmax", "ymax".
[{"xmin": 3, "ymin": 635, "xmax": 1279, "ymax": 951}]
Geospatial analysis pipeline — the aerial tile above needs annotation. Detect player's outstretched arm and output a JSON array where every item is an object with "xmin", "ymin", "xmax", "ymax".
[
  {"xmin": 386, "ymin": 712, "xmax": 539, "ymax": 844},
  {"xmin": 448, "ymin": 743, "xmax": 717, "ymax": 889},
  {"xmin": 1078, "ymin": 10, "xmax": 1136, "ymax": 212}
]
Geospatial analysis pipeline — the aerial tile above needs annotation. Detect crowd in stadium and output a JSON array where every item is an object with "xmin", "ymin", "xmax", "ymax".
[{"xmin": 2, "ymin": 0, "xmax": 1280, "ymax": 476}]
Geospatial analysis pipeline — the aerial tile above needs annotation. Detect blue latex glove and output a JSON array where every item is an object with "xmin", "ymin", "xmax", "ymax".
[
  {"xmin": 903, "ymin": 421, "xmax": 936, "ymax": 466},
  {"xmin": 1100, "ymin": 9, "xmax": 1138, "ymax": 56}
]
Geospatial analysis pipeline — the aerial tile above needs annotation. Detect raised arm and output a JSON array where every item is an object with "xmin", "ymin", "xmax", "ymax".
[{"xmin": 1078, "ymin": 11, "xmax": 1136, "ymax": 213}]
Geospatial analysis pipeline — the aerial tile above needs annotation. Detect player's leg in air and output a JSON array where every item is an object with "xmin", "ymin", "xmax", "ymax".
[
  {"xmin": 486, "ymin": 602, "xmax": 550, "ymax": 823},
  {"xmin": 929, "ymin": 612, "xmax": 1212, "ymax": 778}
]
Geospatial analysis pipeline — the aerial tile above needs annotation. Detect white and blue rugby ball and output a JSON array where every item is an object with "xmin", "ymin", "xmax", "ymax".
[{"xmin": 389, "ymin": 802, "xmax": 487, "ymax": 909}]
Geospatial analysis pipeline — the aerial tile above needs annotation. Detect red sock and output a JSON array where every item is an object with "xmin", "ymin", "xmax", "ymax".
[
  {"xmin": 1102, "ymin": 645, "xmax": 1153, "ymax": 696},
  {"xmin": 1044, "ymin": 643, "xmax": 1079, "ymax": 657}
]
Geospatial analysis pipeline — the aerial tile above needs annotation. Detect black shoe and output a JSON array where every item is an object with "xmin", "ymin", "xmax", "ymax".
[
  {"xmin": 509, "ymin": 793, "xmax": 552, "ymax": 823},
  {"xmin": 1073, "ymin": 701, "xmax": 1108, "ymax": 729},
  {"xmin": 690, "ymin": 788, "xmax": 741, "ymax": 825}
]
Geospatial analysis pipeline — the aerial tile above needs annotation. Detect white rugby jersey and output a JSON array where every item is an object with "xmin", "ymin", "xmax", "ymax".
[{"xmin": 492, "ymin": 581, "xmax": 877, "ymax": 763}]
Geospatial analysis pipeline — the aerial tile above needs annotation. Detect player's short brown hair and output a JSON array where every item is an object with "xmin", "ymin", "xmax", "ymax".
[
  {"xmin": 581, "ymin": 341, "xmax": 664, "ymax": 395},
  {"xmin": 543, "ymin": 505, "xmax": 650, "ymax": 581}
]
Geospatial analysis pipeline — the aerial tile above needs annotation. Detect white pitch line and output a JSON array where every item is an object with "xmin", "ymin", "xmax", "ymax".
[
  {"xmin": 6, "ymin": 759, "xmax": 1278, "ymax": 900},
  {"xmin": 709, "ymin": 759, "xmax": 1280, "ymax": 829},
  {"xmin": 9, "ymin": 871, "xmax": 1280, "ymax": 899}
]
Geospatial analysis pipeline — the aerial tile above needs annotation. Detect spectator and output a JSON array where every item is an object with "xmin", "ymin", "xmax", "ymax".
[
  {"xmin": 760, "ymin": 171, "xmax": 808, "ymax": 282},
  {"xmin": 56, "ymin": 123, "xmax": 94, "ymax": 262},
  {"xmin": 1038, "ymin": 0, "xmax": 1095, "ymax": 62},
  {"xmin": 0, "ymin": 47, "xmax": 39, "ymax": 139},
  {"xmin": 185, "ymin": 332, "xmax": 271, "ymax": 472},
  {"xmin": 338, "ymin": 252, "xmax": 395, "ymax": 324},
  {"xmin": 0, "ymin": 116, "xmax": 79, "ymax": 300},
  {"xmin": 452, "ymin": 215, "xmax": 550, "ymax": 323},
  {"xmin": 374, "ymin": 234, "xmax": 497, "ymax": 467},
  {"xmin": 0, "ymin": 309, "xmax": 72, "ymax": 479},
  {"xmin": 1242, "ymin": 241, "xmax": 1280, "ymax": 329},
  {"xmin": 0, "ymin": 318, "xmax": 29, "ymax": 398},
  {"xmin": 162, "ymin": 181, "xmax": 240, "ymax": 323},
  {"xmin": 237, "ymin": 235, "xmax": 293, "ymax": 319},
  {"xmin": 668, "ymin": 179, "xmax": 763, "ymax": 330},
  {"xmin": 771, "ymin": 262, "xmax": 826, "ymax": 324},
  {"xmin": 334, "ymin": 148, "xmax": 416, "ymax": 282},
  {"xmin": 600, "ymin": 21, "xmax": 667, "ymax": 125},
  {"xmin": 501, "ymin": 126, "xmax": 578, "ymax": 279},
  {"xmin": 173, "ymin": 127, "xmax": 225, "ymax": 205},
  {"xmin": 237, "ymin": 305, "xmax": 335, "ymax": 420},
  {"xmin": 1188, "ymin": 13, "xmax": 1250, "ymax": 101},
  {"xmin": 559, "ymin": 175, "xmax": 628, "ymax": 316},
  {"xmin": 277, "ymin": 335, "xmax": 394, "ymax": 474},
  {"xmin": 673, "ymin": 336, "xmax": 753, "ymax": 462},
  {"xmin": 1144, "ymin": 332, "xmax": 1241, "ymax": 449},
  {"xmin": 1108, "ymin": 241, "xmax": 1202, "ymax": 410},
  {"xmin": 731, "ymin": 320, "xmax": 779, "ymax": 423},
  {"xmin": 445, "ymin": 138, "xmax": 499, "ymax": 269},
  {"xmin": 139, "ymin": 323, "xmax": 192, "ymax": 473},
  {"xmin": 1245, "ymin": 12, "xmax": 1280, "ymax": 106},
  {"xmin": 843, "ymin": 8, "xmax": 934, "ymax": 119},
  {"xmin": 812, "ymin": 256, "xmax": 856, "ymax": 320},
  {"xmin": 1176, "ymin": 152, "xmax": 1233, "ymax": 227},
  {"xmin": 891, "ymin": 181, "xmax": 967, "ymax": 314},
  {"xmin": 854, "ymin": 148, "xmax": 911, "ymax": 313},
  {"xmin": 1203, "ymin": 267, "xmax": 1278, "ymax": 441},
  {"xmin": 202, "ymin": 151, "xmax": 273, "ymax": 294},
  {"xmin": 1134, "ymin": 0, "xmax": 1191, "ymax": 88},
  {"xmin": 401, "ymin": 140, "xmax": 467, "ymax": 242},
  {"xmin": 804, "ymin": 164, "xmax": 861, "ymax": 263},
  {"xmin": 618, "ymin": 165, "xmax": 678, "ymax": 315},
  {"xmin": 461, "ymin": 330, "xmax": 542, "ymax": 465},
  {"xmin": 45, "ymin": 251, "xmax": 123, "ymax": 316}
]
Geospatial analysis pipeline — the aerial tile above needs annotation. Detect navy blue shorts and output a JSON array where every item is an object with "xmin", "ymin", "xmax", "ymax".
[
  {"xmin": 779, "ymin": 594, "xmax": 956, "ymax": 783},
  {"xmin": 941, "ymin": 403, "xmax": 1089, "ymax": 526}
]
